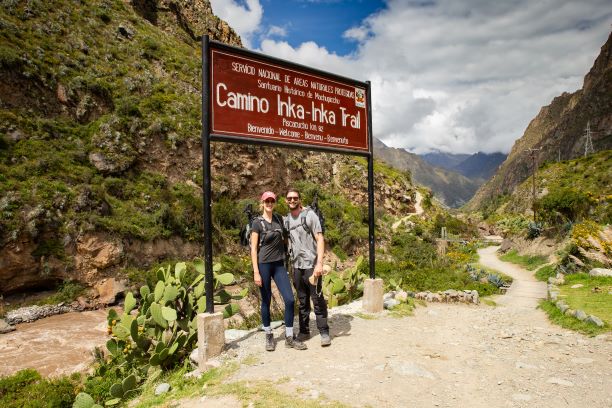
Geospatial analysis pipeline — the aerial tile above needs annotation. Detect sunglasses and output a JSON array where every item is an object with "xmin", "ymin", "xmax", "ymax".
[
  {"xmin": 286, "ymin": 196, "xmax": 300, "ymax": 201},
  {"xmin": 264, "ymin": 199, "xmax": 276, "ymax": 204}
]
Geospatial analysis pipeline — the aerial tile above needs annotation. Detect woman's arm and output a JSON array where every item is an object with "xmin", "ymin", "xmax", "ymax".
[{"xmin": 250, "ymin": 231, "xmax": 262, "ymax": 287}]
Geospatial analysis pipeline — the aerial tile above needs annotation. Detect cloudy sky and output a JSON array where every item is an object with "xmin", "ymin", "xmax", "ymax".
[{"xmin": 209, "ymin": 0, "xmax": 612, "ymax": 154}]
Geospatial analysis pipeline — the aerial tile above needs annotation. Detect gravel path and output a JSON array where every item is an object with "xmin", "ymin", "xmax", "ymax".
[
  {"xmin": 182, "ymin": 246, "xmax": 611, "ymax": 407},
  {"xmin": 478, "ymin": 245, "xmax": 548, "ymax": 309}
]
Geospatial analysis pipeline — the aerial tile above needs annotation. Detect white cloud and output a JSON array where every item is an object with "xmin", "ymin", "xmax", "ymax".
[
  {"xmin": 266, "ymin": 25, "xmax": 288, "ymax": 38},
  {"xmin": 343, "ymin": 26, "xmax": 369, "ymax": 42},
  {"xmin": 216, "ymin": 0, "xmax": 612, "ymax": 154},
  {"xmin": 209, "ymin": 0, "xmax": 263, "ymax": 48}
]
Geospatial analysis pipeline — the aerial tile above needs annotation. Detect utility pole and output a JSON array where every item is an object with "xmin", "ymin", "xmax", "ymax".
[
  {"xmin": 525, "ymin": 147, "xmax": 542, "ymax": 222},
  {"xmin": 584, "ymin": 120, "xmax": 595, "ymax": 157}
]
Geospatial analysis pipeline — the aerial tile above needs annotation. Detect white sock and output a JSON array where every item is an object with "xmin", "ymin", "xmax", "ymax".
[
  {"xmin": 286, "ymin": 327, "xmax": 293, "ymax": 337},
  {"xmin": 264, "ymin": 326, "xmax": 271, "ymax": 334}
]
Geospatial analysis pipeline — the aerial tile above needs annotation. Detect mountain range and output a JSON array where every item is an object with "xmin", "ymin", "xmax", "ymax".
[
  {"xmin": 373, "ymin": 139, "xmax": 481, "ymax": 208},
  {"xmin": 421, "ymin": 151, "xmax": 507, "ymax": 181}
]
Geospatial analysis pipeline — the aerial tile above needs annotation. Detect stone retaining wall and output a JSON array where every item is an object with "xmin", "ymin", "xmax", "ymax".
[{"xmin": 547, "ymin": 273, "xmax": 605, "ymax": 328}]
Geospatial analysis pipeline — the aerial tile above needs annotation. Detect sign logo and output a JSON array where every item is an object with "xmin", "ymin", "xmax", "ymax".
[{"xmin": 355, "ymin": 88, "xmax": 365, "ymax": 108}]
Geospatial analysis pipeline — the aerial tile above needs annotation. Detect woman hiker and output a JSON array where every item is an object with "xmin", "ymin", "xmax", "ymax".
[{"xmin": 250, "ymin": 191, "xmax": 307, "ymax": 351}]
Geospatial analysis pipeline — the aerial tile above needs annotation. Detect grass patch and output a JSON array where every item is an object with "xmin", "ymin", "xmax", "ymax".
[
  {"xmin": 535, "ymin": 264, "xmax": 557, "ymax": 282},
  {"xmin": 499, "ymin": 249, "xmax": 548, "ymax": 270},
  {"xmin": 128, "ymin": 362, "xmax": 236, "ymax": 408},
  {"xmin": 135, "ymin": 361, "xmax": 348, "ymax": 408},
  {"xmin": 354, "ymin": 312, "xmax": 378, "ymax": 320},
  {"xmin": 481, "ymin": 298, "xmax": 497, "ymax": 307},
  {"xmin": 558, "ymin": 274, "xmax": 612, "ymax": 324},
  {"xmin": 37, "ymin": 280, "xmax": 86, "ymax": 305},
  {"xmin": 388, "ymin": 300, "xmax": 416, "ymax": 318},
  {"xmin": 539, "ymin": 300, "xmax": 609, "ymax": 336},
  {"xmin": 241, "ymin": 354, "xmax": 260, "ymax": 367},
  {"xmin": 204, "ymin": 379, "xmax": 349, "ymax": 408},
  {"xmin": 0, "ymin": 369, "xmax": 79, "ymax": 408}
]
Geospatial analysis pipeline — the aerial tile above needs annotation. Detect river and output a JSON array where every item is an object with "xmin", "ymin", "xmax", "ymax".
[{"xmin": 0, "ymin": 309, "xmax": 109, "ymax": 377}]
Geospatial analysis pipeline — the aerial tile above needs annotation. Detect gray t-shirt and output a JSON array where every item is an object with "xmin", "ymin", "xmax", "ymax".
[{"xmin": 284, "ymin": 208, "xmax": 322, "ymax": 269}]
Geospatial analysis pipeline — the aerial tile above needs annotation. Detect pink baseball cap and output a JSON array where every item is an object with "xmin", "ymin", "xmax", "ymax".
[{"xmin": 261, "ymin": 191, "xmax": 276, "ymax": 201}]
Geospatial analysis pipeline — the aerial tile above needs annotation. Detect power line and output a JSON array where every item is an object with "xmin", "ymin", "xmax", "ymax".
[{"xmin": 525, "ymin": 147, "xmax": 542, "ymax": 223}]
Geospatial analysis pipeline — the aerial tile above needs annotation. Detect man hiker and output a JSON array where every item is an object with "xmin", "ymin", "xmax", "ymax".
[{"xmin": 284, "ymin": 188, "xmax": 331, "ymax": 347}]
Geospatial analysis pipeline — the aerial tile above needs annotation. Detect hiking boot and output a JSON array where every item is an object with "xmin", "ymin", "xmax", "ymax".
[
  {"xmin": 285, "ymin": 335, "xmax": 307, "ymax": 350},
  {"xmin": 320, "ymin": 332, "xmax": 331, "ymax": 347},
  {"xmin": 296, "ymin": 332, "xmax": 311, "ymax": 342},
  {"xmin": 265, "ymin": 333, "xmax": 275, "ymax": 351}
]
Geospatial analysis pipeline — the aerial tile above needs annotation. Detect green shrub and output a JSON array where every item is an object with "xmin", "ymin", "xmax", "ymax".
[
  {"xmin": 499, "ymin": 249, "xmax": 548, "ymax": 271},
  {"xmin": 0, "ymin": 45, "xmax": 21, "ymax": 68},
  {"xmin": 40, "ymin": 280, "xmax": 86, "ymax": 305},
  {"xmin": 539, "ymin": 300, "xmax": 608, "ymax": 336},
  {"xmin": 0, "ymin": 369, "xmax": 78, "ymax": 408},
  {"xmin": 432, "ymin": 213, "xmax": 477, "ymax": 237},
  {"xmin": 535, "ymin": 264, "xmax": 556, "ymax": 282},
  {"xmin": 538, "ymin": 187, "xmax": 596, "ymax": 225}
]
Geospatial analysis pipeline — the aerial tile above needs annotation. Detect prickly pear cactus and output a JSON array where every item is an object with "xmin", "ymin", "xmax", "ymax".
[{"xmin": 105, "ymin": 259, "xmax": 244, "ymax": 370}]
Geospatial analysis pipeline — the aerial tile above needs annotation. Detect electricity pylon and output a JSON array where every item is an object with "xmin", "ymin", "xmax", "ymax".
[{"xmin": 584, "ymin": 121, "xmax": 595, "ymax": 157}]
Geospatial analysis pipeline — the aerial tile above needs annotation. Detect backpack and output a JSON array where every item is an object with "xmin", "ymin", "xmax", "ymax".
[
  {"xmin": 310, "ymin": 191, "xmax": 326, "ymax": 235},
  {"xmin": 287, "ymin": 191, "xmax": 325, "ymax": 238},
  {"xmin": 239, "ymin": 204, "xmax": 285, "ymax": 248},
  {"xmin": 239, "ymin": 204, "xmax": 256, "ymax": 247}
]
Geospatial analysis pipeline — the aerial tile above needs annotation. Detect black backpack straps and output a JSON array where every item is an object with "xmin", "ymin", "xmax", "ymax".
[
  {"xmin": 254, "ymin": 216, "xmax": 266, "ymax": 248},
  {"xmin": 272, "ymin": 213, "xmax": 283, "ymax": 231},
  {"xmin": 257, "ymin": 214, "xmax": 285, "ymax": 248},
  {"xmin": 300, "ymin": 208, "xmax": 318, "ymax": 242}
]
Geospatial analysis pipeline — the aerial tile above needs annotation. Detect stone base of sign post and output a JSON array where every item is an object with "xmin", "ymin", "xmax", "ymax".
[
  {"xmin": 362, "ymin": 278, "xmax": 384, "ymax": 313},
  {"xmin": 197, "ymin": 312, "xmax": 225, "ymax": 369}
]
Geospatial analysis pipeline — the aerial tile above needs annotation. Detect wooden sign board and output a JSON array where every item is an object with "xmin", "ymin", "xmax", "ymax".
[{"xmin": 209, "ymin": 43, "xmax": 370, "ymax": 153}]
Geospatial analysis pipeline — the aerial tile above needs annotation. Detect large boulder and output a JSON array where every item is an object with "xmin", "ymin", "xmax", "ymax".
[
  {"xmin": 75, "ymin": 234, "xmax": 124, "ymax": 283},
  {"xmin": 95, "ymin": 278, "xmax": 127, "ymax": 305},
  {"xmin": 499, "ymin": 238, "xmax": 513, "ymax": 253},
  {"xmin": 589, "ymin": 268, "xmax": 612, "ymax": 277},
  {"xmin": 0, "ymin": 234, "xmax": 67, "ymax": 294},
  {"xmin": 0, "ymin": 319, "xmax": 15, "ymax": 334}
]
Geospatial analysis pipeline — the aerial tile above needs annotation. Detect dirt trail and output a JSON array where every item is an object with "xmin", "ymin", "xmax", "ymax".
[
  {"xmin": 478, "ymin": 245, "xmax": 548, "ymax": 309},
  {"xmin": 183, "ymin": 246, "xmax": 611, "ymax": 408},
  {"xmin": 413, "ymin": 191, "xmax": 424, "ymax": 215}
]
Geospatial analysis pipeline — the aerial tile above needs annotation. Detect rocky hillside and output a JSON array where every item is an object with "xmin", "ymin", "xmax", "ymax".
[
  {"xmin": 467, "ymin": 31, "xmax": 612, "ymax": 212},
  {"xmin": 0, "ymin": 1, "xmax": 418, "ymax": 294},
  {"xmin": 374, "ymin": 138, "xmax": 480, "ymax": 207}
]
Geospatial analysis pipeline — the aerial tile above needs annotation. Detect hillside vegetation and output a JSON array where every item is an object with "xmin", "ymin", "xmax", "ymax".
[
  {"xmin": 0, "ymin": 0, "xmax": 490, "ymax": 314},
  {"xmin": 482, "ymin": 150, "xmax": 611, "ymax": 282},
  {"xmin": 0, "ymin": 0, "xmax": 420, "ymax": 295}
]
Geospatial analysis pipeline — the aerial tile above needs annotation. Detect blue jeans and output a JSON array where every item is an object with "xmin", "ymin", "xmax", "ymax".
[{"xmin": 258, "ymin": 260, "xmax": 295, "ymax": 328}]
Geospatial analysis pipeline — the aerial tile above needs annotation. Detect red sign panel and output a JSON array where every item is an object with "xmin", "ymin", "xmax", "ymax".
[{"xmin": 210, "ymin": 47, "xmax": 369, "ymax": 152}]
